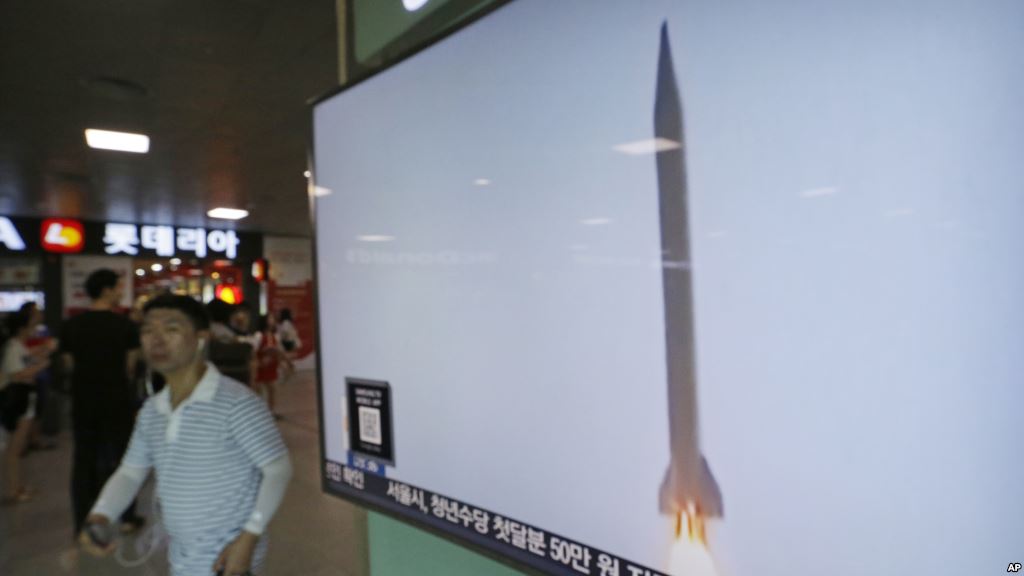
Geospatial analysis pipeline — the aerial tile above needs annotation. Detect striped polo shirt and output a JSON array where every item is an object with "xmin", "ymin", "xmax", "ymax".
[{"xmin": 123, "ymin": 363, "xmax": 287, "ymax": 575}]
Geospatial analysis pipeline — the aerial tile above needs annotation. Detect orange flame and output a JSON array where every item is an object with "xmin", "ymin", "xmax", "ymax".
[
  {"xmin": 675, "ymin": 502, "xmax": 707, "ymax": 545},
  {"xmin": 668, "ymin": 502, "xmax": 718, "ymax": 576}
]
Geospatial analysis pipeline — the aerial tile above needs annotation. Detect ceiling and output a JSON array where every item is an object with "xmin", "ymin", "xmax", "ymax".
[{"xmin": 0, "ymin": 0, "xmax": 339, "ymax": 237}]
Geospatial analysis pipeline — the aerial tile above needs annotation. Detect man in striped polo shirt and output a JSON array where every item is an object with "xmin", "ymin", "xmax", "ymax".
[{"xmin": 82, "ymin": 294, "xmax": 293, "ymax": 576}]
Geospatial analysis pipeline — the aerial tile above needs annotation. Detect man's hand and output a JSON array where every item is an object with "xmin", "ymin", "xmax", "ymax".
[
  {"xmin": 78, "ymin": 514, "xmax": 116, "ymax": 557},
  {"xmin": 212, "ymin": 531, "xmax": 258, "ymax": 576}
]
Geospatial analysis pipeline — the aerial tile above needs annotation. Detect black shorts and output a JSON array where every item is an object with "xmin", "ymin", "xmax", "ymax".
[{"xmin": 0, "ymin": 383, "xmax": 35, "ymax": 432}]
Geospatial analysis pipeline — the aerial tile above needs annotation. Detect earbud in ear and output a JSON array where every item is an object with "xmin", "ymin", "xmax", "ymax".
[{"xmin": 196, "ymin": 338, "xmax": 206, "ymax": 353}]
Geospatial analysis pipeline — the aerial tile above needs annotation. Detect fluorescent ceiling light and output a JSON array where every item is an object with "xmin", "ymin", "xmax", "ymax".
[
  {"xmin": 84, "ymin": 129, "xmax": 150, "ymax": 153},
  {"xmin": 403, "ymin": 0, "xmax": 429, "ymax": 11},
  {"xmin": 313, "ymin": 186, "xmax": 333, "ymax": 197},
  {"xmin": 473, "ymin": 178, "xmax": 491, "ymax": 186},
  {"xmin": 207, "ymin": 207, "xmax": 249, "ymax": 220},
  {"xmin": 580, "ymin": 217, "xmax": 612, "ymax": 226},
  {"xmin": 357, "ymin": 235, "xmax": 395, "ymax": 242},
  {"xmin": 612, "ymin": 137, "xmax": 680, "ymax": 156},
  {"xmin": 151, "ymin": 263, "xmax": 163, "ymax": 272}
]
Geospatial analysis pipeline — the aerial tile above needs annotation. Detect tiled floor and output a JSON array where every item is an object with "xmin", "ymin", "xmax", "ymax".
[{"xmin": 0, "ymin": 371, "xmax": 370, "ymax": 576}]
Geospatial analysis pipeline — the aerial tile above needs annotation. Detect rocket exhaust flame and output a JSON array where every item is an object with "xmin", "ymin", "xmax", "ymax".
[
  {"xmin": 668, "ymin": 506, "xmax": 718, "ymax": 576},
  {"xmin": 669, "ymin": 530, "xmax": 719, "ymax": 576},
  {"xmin": 675, "ymin": 504, "xmax": 706, "ymax": 545},
  {"xmin": 669, "ymin": 505, "xmax": 718, "ymax": 576}
]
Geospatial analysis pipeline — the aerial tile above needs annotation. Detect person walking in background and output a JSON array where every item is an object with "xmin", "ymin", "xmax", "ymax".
[
  {"xmin": 206, "ymin": 300, "xmax": 256, "ymax": 387},
  {"xmin": 206, "ymin": 299, "xmax": 236, "ymax": 343},
  {"xmin": 276, "ymin": 309, "xmax": 301, "ymax": 357},
  {"xmin": 21, "ymin": 301, "xmax": 59, "ymax": 451},
  {"xmin": 230, "ymin": 305, "xmax": 260, "ymax": 387},
  {"xmin": 59, "ymin": 268, "xmax": 145, "ymax": 537},
  {"xmin": 229, "ymin": 305, "xmax": 261, "ymax": 348},
  {"xmin": 254, "ymin": 315, "xmax": 291, "ymax": 420},
  {"xmin": 81, "ymin": 295, "xmax": 292, "ymax": 576},
  {"xmin": 276, "ymin": 308, "xmax": 301, "ymax": 385},
  {"xmin": 1, "ymin": 309, "xmax": 49, "ymax": 504},
  {"xmin": 128, "ymin": 294, "xmax": 162, "ymax": 399}
]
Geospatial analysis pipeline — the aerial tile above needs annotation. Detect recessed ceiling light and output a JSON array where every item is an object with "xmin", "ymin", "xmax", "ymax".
[
  {"xmin": 304, "ymin": 170, "xmax": 312, "ymax": 178},
  {"xmin": 207, "ymin": 207, "xmax": 249, "ymax": 220},
  {"xmin": 135, "ymin": 269, "xmax": 145, "ymax": 276},
  {"xmin": 612, "ymin": 138, "xmax": 680, "ymax": 156},
  {"xmin": 84, "ymin": 129, "xmax": 150, "ymax": 153},
  {"xmin": 580, "ymin": 217, "xmax": 612, "ymax": 226},
  {"xmin": 170, "ymin": 258, "xmax": 182, "ymax": 266},
  {"xmin": 357, "ymin": 235, "xmax": 395, "ymax": 242},
  {"xmin": 313, "ymin": 186, "xmax": 332, "ymax": 197},
  {"xmin": 151, "ymin": 263, "xmax": 163, "ymax": 272},
  {"xmin": 403, "ymin": 0, "xmax": 429, "ymax": 11},
  {"xmin": 473, "ymin": 178, "xmax": 491, "ymax": 186}
]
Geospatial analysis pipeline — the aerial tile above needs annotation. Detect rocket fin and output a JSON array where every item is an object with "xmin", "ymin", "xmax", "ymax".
[{"xmin": 659, "ymin": 456, "xmax": 723, "ymax": 518}]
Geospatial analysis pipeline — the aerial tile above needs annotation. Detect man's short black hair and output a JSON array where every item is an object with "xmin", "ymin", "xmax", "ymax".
[
  {"xmin": 85, "ymin": 268, "xmax": 121, "ymax": 300},
  {"xmin": 4, "ymin": 308, "xmax": 31, "ymax": 335},
  {"xmin": 143, "ymin": 294, "xmax": 211, "ymax": 331},
  {"xmin": 206, "ymin": 298, "xmax": 233, "ymax": 325}
]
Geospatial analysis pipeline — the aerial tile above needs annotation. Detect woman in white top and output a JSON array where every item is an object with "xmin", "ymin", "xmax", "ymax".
[
  {"xmin": 275, "ymin": 309, "xmax": 301, "ymax": 356},
  {"xmin": 275, "ymin": 309, "xmax": 301, "ymax": 387},
  {"xmin": 1, "ymin": 310, "xmax": 50, "ymax": 504}
]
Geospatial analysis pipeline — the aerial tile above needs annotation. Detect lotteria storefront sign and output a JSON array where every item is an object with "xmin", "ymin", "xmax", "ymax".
[{"xmin": 0, "ymin": 216, "xmax": 261, "ymax": 260}]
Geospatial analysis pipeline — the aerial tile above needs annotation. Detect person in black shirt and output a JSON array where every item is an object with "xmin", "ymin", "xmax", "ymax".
[{"xmin": 59, "ymin": 268, "xmax": 144, "ymax": 537}]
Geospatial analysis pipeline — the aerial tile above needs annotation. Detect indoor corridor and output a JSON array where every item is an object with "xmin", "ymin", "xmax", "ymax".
[{"xmin": 0, "ymin": 371, "xmax": 369, "ymax": 576}]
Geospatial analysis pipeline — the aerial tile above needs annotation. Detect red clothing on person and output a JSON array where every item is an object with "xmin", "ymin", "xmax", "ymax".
[{"xmin": 255, "ymin": 331, "xmax": 280, "ymax": 383}]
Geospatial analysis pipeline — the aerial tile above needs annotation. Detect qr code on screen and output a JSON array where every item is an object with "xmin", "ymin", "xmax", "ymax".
[{"xmin": 358, "ymin": 406, "xmax": 382, "ymax": 445}]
